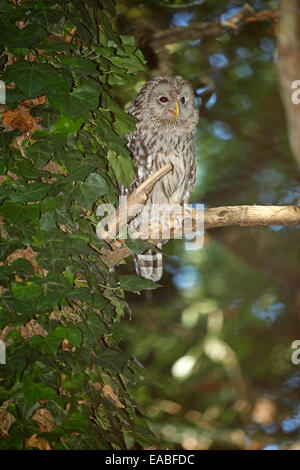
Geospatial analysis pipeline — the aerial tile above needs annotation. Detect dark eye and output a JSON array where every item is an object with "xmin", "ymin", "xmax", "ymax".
[
  {"xmin": 159, "ymin": 96, "xmax": 169, "ymax": 103},
  {"xmin": 181, "ymin": 96, "xmax": 186, "ymax": 104}
]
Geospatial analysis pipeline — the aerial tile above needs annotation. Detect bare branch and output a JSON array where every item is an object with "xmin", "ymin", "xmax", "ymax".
[
  {"xmin": 99, "ymin": 204, "xmax": 300, "ymax": 269},
  {"xmin": 150, "ymin": 4, "xmax": 278, "ymax": 48}
]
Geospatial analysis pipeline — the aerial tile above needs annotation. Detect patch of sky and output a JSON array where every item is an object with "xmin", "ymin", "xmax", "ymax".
[
  {"xmin": 211, "ymin": 121, "xmax": 234, "ymax": 140},
  {"xmin": 209, "ymin": 53, "xmax": 228, "ymax": 69},
  {"xmin": 220, "ymin": 7, "xmax": 243, "ymax": 22},
  {"xmin": 234, "ymin": 63, "xmax": 253, "ymax": 78},
  {"xmin": 172, "ymin": 265, "xmax": 201, "ymax": 290},
  {"xmin": 252, "ymin": 298, "xmax": 285, "ymax": 325},
  {"xmin": 263, "ymin": 444, "xmax": 279, "ymax": 450},
  {"xmin": 171, "ymin": 12, "xmax": 194, "ymax": 27},
  {"xmin": 205, "ymin": 92, "xmax": 217, "ymax": 109}
]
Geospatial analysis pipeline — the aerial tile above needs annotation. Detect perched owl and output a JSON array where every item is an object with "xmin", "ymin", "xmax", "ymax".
[{"xmin": 124, "ymin": 76, "xmax": 198, "ymax": 282}]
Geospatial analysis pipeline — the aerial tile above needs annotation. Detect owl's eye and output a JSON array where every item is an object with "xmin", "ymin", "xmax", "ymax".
[
  {"xmin": 180, "ymin": 96, "xmax": 186, "ymax": 104},
  {"xmin": 159, "ymin": 96, "xmax": 169, "ymax": 103}
]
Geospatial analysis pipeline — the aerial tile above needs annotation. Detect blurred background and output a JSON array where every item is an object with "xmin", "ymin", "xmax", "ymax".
[{"xmin": 114, "ymin": 0, "xmax": 300, "ymax": 450}]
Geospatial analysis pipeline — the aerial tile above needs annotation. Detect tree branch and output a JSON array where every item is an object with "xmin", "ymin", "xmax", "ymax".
[
  {"xmin": 99, "ymin": 204, "xmax": 300, "ymax": 269},
  {"xmin": 96, "ymin": 163, "xmax": 173, "ymax": 242},
  {"xmin": 149, "ymin": 4, "xmax": 278, "ymax": 48}
]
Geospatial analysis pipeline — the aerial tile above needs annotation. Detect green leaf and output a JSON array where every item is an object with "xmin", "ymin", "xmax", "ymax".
[
  {"xmin": 65, "ymin": 287, "xmax": 92, "ymax": 304},
  {"xmin": 97, "ymin": 349, "xmax": 129, "ymax": 372},
  {"xmin": 26, "ymin": 139, "xmax": 64, "ymax": 167},
  {"xmin": 109, "ymin": 55, "xmax": 144, "ymax": 73},
  {"xmin": 54, "ymin": 325, "xmax": 82, "ymax": 347},
  {"xmin": 49, "ymin": 82, "xmax": 101, "ymax": 117},
  {"xmin": 119, "ymin": 275, "xmax": 161, "ymax": 292},
  {"xmin": 125, "ymin": 238, "xmax": 161, "ymax": 255},
  {"xmin": 62, "ymin": 372, "xmax": 88, "ymax": 392},
  {"xmin": 23, "ymin": 378, "xmax": 57, "ymax": 405},
  {"xmin": 3, "ymin": 24, "xmax": 48, "ymax": 48},
  {"xmin": 0, "ymin": 267, "xmax": 9, "ymax": 281},
  {"xmin": 50, "ymin": 115, "xmax": 84, "ymax": 138},
  {"xmin": 9, "ymin": 258, "xmax": 34, "ymax": 276},
  {"xmin": 78, "ymin": 312, "xmax": 107, "ymax": 347},
  {"xmin": 4, "ymin": 61, "xmax": 69, "ymax": 98},
  {"xmin": 107, "ymin": 151, "xmax": 134, "ymax": 189},
  {"xmin": 12, "ymin": 282, "xmax": 42, "ymax": 301},
  {"xmin": 0, "ymin": 130, "xmax": 21, "ymax": 150},
  {"xmin": 10, "ymin": 156, "xmax": 49, "ymax": 179},
  {"xmin": 59, "ymin": 56, "xmax": 97, "ymax": 75},
  {"xmin": 36, "ymin": 248, "xmax": 70, "ymax": 273},
  {"xmin": 60, "ymin": 413, "xmax": 88, "ymax": 432},
  {"xmin": 10, "ymin": 182, "xmax": 50, "ymax": 203},
  {"xmin": 1, "ymin": 201, "xmax": 40, "ymax": 224},
  {"xmin": 31, "ymin": 104, "xmax": 60, "ymax": 129},
  {"xmin": 28, "ymin": 8, "xmax": 65, "ymax": 33},
  {"xmin": 74, "ymin": 173, "xmax": 109, "ymax": 210},
  {"xmin": 30, "ymin": 326, "xmax": 82, "ymax": 355}
]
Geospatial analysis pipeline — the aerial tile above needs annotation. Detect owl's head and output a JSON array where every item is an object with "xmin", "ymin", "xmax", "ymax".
[{"xmin": 129, "ymin": 76, "xmax": 198, "ymax": 135}]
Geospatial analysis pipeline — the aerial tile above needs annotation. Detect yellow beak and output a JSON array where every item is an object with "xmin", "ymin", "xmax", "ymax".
[{"xmin": 169, "ymin": 101, "xmax": 179, "ymax": 119}]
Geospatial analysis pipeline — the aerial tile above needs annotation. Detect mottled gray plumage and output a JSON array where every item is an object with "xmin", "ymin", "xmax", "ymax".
[{"xmin": 124, "ymin": 76, "xmax": 198, "ymax": 282}]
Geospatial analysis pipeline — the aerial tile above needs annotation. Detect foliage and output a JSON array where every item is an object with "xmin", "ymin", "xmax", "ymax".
[{"xmin": 0, "ymin": 0, "xmax": 159, "ymax": 450}]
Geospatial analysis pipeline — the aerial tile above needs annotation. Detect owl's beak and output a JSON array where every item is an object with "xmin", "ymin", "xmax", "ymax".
[{"xmin": 169, "ymin": 101, "xmax": 179, "ymax": 119}]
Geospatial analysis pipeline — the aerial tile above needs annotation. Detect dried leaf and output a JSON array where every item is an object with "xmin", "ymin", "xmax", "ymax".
[
  {"xmin": 32, "ymin": 408, "xmax": 56, "ymax": 433},
  {"xmin": 25, "ymin": 434, "xmax": 52, "ymax": 450}
]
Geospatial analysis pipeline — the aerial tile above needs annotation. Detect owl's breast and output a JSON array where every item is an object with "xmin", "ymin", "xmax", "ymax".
[
  {"xmin": 150, "ymin": 133, "xmax": 192, "ymax": 204},
  {"xmin": 128, "ymin": 127, "xmax": 194, "ymax": 205}
]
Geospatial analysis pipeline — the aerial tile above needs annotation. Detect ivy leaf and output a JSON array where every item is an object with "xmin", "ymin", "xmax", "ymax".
[
  {"xmin": 59, "ymin": 56, "xmax": 97, "ymax": 75},
  {"xmin": 125, "ymin": 238, "xmax": 161, "ymax": 255},
  {"xmin": 12, "ymin": 282, "xmax": 42, "ymax": 301},
  {"xmin": 97, "ymin": 349, "xmax": 129, "ymax": 372},
  {"xmin": 60, "ymin": 413, "xmax": 88, "ymax": 433},
  {"xmin": 1, "ymin": 201, "xmax": 40, "ymax": 224},
  {"xmin": 28, "ymin": 8, "xmax": 65, "ymax": 33},
  {"xmin": 53, "ymin": 326, "xmax": 82, "ymax": 347},
  {"xmin": 10, "ymin": 182, "xmax": 50, "ymax": 203},
  {"xmin": 78, "ymin": 313, "xmax": 108, "ymax": 347},
  {"xmin": 9, "ymin": 259, "xmax": 34, "ymax": 276},
  {"xmin": 119, "ymin": 275, "xmax": 161, "ymax": 292},
  {"xmin": 23, "ymin": 378, "xmax": 57, "ymax": 405},
  {"xmin": 30, "ymin": 326, "xmax": 82, "ymax": 355},
  {"xmin": 62, "ymin": 372, "xmax": 88, "ymax": 393},
  {"xmin": 4, "ymin": 61, "xmax": 69, "ymax": 98},
  {"xmin": 74, "ymin": 173, "xmax": 108, "ymax": 210},
  {"xmin": 36, "ymin": 248, "xmax": 70, "ymax": 273},
  {"xmin": 109, "ymin": 55, "xmax": 145, "ymax": 73},
  {"xmin": 49, "ymin": 83, "xmax": 101, "ymax": 117},
  {"xmin": 50, "ymin": 115, "xmax": 84, "ymax": 138},
  {"xmin": 107, "ymin": 151, "xmax": 134, "ymax": 189},
  {"xmin": 3, "ymin": 24, "xmax": 47, "ymax": 48}
]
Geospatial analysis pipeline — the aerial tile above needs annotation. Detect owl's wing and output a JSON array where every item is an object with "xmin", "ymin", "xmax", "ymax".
[
  {"xmin": 181, "ymin": 143, "xmax": 196, "ymax": 206},
  {"xmin": 122, "ymin": 130, "xmax": 154, "ymax": 197}
]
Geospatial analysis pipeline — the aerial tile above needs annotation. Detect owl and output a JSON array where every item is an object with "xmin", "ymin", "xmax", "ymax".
[{"xmin": 124, "ymin": 76, "xmax": 198, "ymax": 282}]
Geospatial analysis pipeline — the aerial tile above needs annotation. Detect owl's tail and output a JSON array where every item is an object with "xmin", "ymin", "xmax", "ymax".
[{"xmin": 134, "ymin": 244, "xmax": 163, "ymax": 282}]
